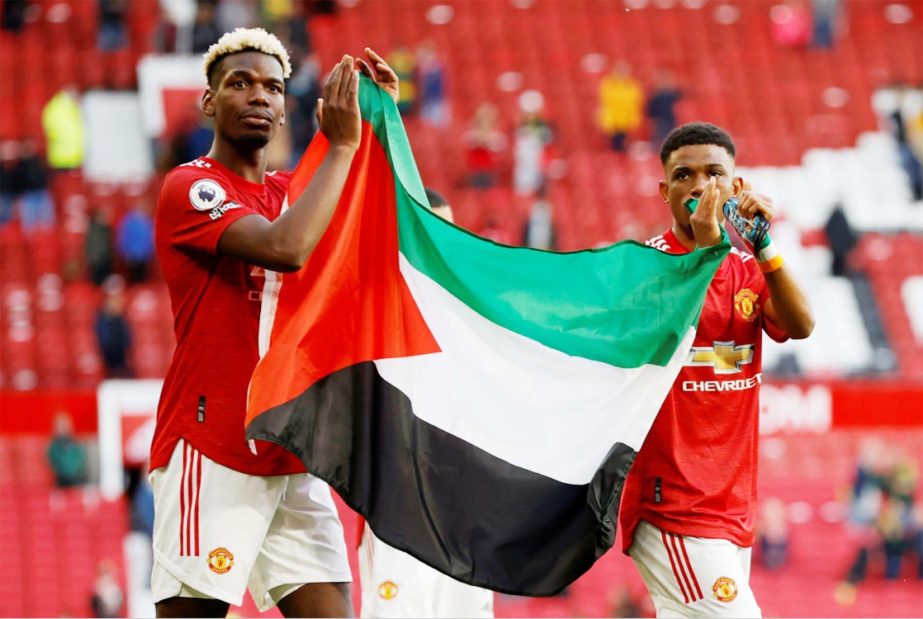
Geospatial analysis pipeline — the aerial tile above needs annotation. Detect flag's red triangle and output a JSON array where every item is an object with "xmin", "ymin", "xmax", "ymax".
[{"xmin": 247, "ymin": 123, "xmax": 441, "ymax": 425}]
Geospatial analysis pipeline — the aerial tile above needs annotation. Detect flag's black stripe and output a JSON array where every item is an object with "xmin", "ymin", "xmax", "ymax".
[{"xmin": 247, "ymin": 360, "xmax": 636, "ymax": 596}]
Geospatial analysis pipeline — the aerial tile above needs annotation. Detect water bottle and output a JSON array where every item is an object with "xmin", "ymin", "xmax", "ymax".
[{"xmin": 684, "ymin": 196, "xmax": 770, "ymax": 250}]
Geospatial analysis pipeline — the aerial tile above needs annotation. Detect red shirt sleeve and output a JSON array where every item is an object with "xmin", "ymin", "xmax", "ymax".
[{"xmin": 158, "ymin": 168, "xmax": 259, "ymax": 255}]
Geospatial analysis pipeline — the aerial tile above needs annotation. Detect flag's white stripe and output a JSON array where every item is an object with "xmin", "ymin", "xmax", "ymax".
[{"xmin": 374, "ymin": 254, "xmax": 694, "ymax": 486}]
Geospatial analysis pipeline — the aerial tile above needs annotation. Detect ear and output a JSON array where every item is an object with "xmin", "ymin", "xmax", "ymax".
[
  {"xmin": 202, "ymin": 89, "xmax": 215, "ymax": 118},
  {"xmin": 732, "ymin": 175, "xmax": 744, "ymax": 196},
  {"xmin": 658, "ymin": 179, "xmax": 669, "ymax": 203}
]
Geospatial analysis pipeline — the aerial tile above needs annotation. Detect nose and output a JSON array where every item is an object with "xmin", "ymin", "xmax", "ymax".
[
  {"xmin": 690, "ymin": 174, "xmax": 709, "ymax": 198},
  {"xmin": 248, "ymin": 85, "xmax": 270, "ymax": 106}
]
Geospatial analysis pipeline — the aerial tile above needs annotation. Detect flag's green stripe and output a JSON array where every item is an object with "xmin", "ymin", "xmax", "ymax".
[{"xmin": 358, "ymin": 77, "xmax": 729, "ymax": 368}]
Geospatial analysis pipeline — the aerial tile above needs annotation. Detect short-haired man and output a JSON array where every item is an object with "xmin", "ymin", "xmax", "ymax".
[
  {"xmin": 619, "ymin": 122, "xmax": 814, "ymax": 618},
  {"xmin": 149, "ymin": 28, "xmax": 398, "ymax": 617}
]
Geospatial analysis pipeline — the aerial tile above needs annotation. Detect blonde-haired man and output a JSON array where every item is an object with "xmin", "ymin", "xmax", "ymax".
[{"xmin": 149, "ymin": 28, "xmax": 398, "ymax": 617}]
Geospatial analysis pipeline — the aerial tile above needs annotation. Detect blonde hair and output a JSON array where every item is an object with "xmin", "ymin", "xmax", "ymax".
[{"xmin": 203, "ymin": 27, "xmax": 292, "ymax": 85}]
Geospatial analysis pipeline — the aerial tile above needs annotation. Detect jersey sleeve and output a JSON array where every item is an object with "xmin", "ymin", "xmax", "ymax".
[{"xmin": 157, "ymin": 168, "xmax": 260, "ymax": 255}]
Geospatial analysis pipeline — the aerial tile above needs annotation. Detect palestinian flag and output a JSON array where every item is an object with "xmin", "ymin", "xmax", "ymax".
[{"xmin": 246, "ymin": 76, "xmax": 729, "ymax": 596}]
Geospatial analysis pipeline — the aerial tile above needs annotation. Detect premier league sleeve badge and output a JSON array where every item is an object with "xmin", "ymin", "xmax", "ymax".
[{"xmin": 189, "ymin": 179, "xmax": 227, "ymax": 212}]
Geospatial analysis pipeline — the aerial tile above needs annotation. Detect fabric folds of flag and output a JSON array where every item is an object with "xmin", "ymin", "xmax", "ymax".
[{"xmin": 245, "ymin": 76, "xmax": 729, "ymax": 596}]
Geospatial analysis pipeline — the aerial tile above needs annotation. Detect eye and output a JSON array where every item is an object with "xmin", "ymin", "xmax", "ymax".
[
  {"xmin": 269, "ymin": 84, "xmax": 283, "ymax": 94},
  {"xmin": 709, "ymin": 170, "xmax": 724, "ymax": 177},
  {"xmin": 234, "ymin": 79, "xmax": 247, "ymax": 88},
  {"xmin": 674, "ymin": 172, "xmax": 688, "ymax": 180}
]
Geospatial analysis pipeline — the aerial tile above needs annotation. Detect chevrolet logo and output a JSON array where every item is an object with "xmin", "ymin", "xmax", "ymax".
[{"xmin": 685, "ymin": 341, "xmax": 754, "ymax": 374}]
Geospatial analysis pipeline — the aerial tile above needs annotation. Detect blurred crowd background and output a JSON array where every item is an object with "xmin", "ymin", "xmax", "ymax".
[{"xmin": 0, "ymin": 0, "xmax": 921, "ymax": 617}]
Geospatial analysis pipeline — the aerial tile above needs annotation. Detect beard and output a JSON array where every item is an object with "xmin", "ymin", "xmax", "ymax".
[{"xmin": 233, "ymin": 130, "xmax": 272, "ymax": 152}]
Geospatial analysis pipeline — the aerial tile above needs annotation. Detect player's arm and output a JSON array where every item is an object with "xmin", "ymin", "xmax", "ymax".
[
  {"xmin": 218, "ymin": 56, "xmax": 361, "ymax": 272},
  {"xmin": 734, "ymin": 190, "xmax": 815, "ymax": 340}
]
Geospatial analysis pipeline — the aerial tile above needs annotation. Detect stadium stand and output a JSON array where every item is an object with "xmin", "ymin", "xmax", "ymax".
[{"xmin": 1, "ymin": 0, "xmax": 921, "ymax": 617}]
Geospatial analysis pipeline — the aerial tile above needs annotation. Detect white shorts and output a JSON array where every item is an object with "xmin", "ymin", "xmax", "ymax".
[
  {"xmin": 150, "ymin": 439, "xmax": 351, "ymax": 612},
  {"xmin": 358, "ymin": 523, "xmax": 494, "ymax": 618},
  {"xmin": 629, "ymin": 520, "xmax": 761, "ymax": 618}
]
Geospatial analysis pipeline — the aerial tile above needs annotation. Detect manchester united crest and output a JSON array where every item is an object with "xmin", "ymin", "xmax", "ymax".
[
  {"xmin": 207, "ymin": 547, "xmax": 234, "ymax": 574},
  {"xmin": 378, "ymin": 580, "xmax": 399, "ymax": 600},
  {"xmin": 712, "ymin": 576, "xmax": 738, "ymax": 603},
  {"xmin": 733, "ymin": 288, "xmax": 759, "ymax": 322}
]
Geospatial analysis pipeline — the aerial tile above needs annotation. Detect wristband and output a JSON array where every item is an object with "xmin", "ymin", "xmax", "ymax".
[{"xmin": 757, "ymin": 237, "xmax": 784, "ymax": 273}]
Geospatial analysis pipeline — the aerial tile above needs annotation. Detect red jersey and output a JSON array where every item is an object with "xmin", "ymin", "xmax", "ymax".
[
  {"xmin": 150, "ymin": 157, "xmax": 305, "ymax": 476},
  {"xmin": 620, "ymin": 229, "xmax": 788, "ymax": 550}
]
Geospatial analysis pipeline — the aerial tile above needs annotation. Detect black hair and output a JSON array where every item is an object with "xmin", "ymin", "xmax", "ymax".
[
  {"xmin": 424, "ymin": 187, "xmax": 449, "ymax": 209},
  {"xmin": 659, "ymin": 122, "xmax": 736, "ymax": 164}
]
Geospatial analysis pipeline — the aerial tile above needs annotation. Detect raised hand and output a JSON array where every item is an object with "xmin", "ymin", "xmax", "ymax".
[
  {"xmin": 690, "ymin": 177, "xmax": 723, "ymax": 249},
  {"xmin": 356, "ymin": 47, "xmax": 400, "ymax": 104},
  {"xmin": 317, "ymin": 55, "xmax": 361, "ymax": 151}
]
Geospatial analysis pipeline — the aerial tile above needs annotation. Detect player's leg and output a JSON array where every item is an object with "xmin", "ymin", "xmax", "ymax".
[
  {"xmin": 360, "ymin": 523, "xmax": 493, "ymax": 618},
  {"xmin": 629, "ymin": 520, "xmax": 761, "ymax": 618},
  {"xmin": 275, "ymin": 582, "xmax": 352, "ymax": 617},
  {"xmin": 150, "ymin": 440, "xmax": 285, "ymax": 617},
  {"xmin": 154, "ymin": 596, "xmax": 229, "ymax": 618},
  {"xmin": 248, "ymin": 472, "xmax": 353, "ymax": 616}
]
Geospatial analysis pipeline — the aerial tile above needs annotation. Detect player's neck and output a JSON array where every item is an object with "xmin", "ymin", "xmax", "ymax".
[
  {"xmin": 670, "ymin": 222, "xmax": 697, "ymax": 251},
  {"xmin": 206, "ymin": 142, "xmax": 268, "ymax": 184}
]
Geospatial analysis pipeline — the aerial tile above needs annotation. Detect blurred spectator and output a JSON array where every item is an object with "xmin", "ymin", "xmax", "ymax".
[
  {"xmin": 97, "ymin": 0, "xmax": 128, "ymax": 51},
  {"xmin": 388, "ymin": 47, "xmax": 417, "ymax": 115},
  {"xmin": 172, "ymin": 99, "xmax": 215, "ymax": 163},
  {"xmin": 308, "ymin": 0, "xmax": 338, "ymax": 16},
  {"xmin": 647, "ymin": 69, "xmax": 682, "ymax": 145},
  {"xmin": 464, "ymin": 103, "xmax": 507, "ymax": 190},
  {"xmin": 770, "ymin": 0, "xmax": 812, "ymax": 49},
  {"xmin": 810, "ymin": 0, "xmax": 842, "ymax": 49},
  {"xmin": 597, "ymin": 60, "xmax": 644, "ymax": 152},
  {"xmin": 42, "ymin": 86, "xmax": 85, "ymax": 171},
  {"xmin": 889, "ymin": 89, "xmax": 923, "ymax": 202},
  {"xmin": 417, "ymin": 40, "xmax": 448, "ymax": 127},
  {"xmin": 129, "ymin": 465, "xmax": 155, "ymax": 538},
  {"xmin": 757, "ymin": 497, "xmax": 790, "ymax": 570},
  {"xmin": 287, "ymin": 52, "xmax": 322, "ymax": 160},
  {"xmin": 47, "ymin": 411, "xmax": 88, "ymax": 488},
  {"xmin": 1, "ymin": 0, "xmax": 27, "ymax": 32},
  {"xmin": 836, "ymin": 442, "xmax": 921, "ymax": 605},
  {"xmin": 191, "ymin": 0, "xmax": 222, "ymax": 54},
  {"xmin": 522, "ymin": 185, "xmax": 556, "ymax": 251},
  {"xmin": 215, "ymin": 0, "xmax": 258, "ymax": 32},
  {"xmin": 261, "ymin": 0, "xmax": 295, "ymax": 24},
  {"xmin": 95, "ymin": 286, "xmax": 133, "ymax": 378},
  {"xmin": 11, "ymin": 139, "xmax": 56, "ymax": 233},
  {"xmin": 116, "ymin": 203, "xmax": 155, "ymax": 283},
  {"xmin": 823, "ymin": 204, "xmax": 857, "ymax": 277},
  {"xmin": 513, "ymin": 90, "xmax": 553, "ymax": 197},
  {"xmin": 90, "ymin": 559, "xmax": 124, "ymax": 618},
  {"xmin": 0, "ymin": 141, "xmax": 19, "ymax": 226},
  {"xmin": 86, "ymin": 208, "xmax": 114, "ymax": 286},
  {"xmin": 260, "ymin": 0, "xmax": 312, "ymax": 58}
]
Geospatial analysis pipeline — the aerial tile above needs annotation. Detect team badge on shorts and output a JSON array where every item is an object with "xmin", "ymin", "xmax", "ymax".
[
  {"xmin": 377, "ymin": 580, "xmax": 399, "ymax": 600},
  {"xmin": 207, "ymin": 547, "xmax": 234, "ymax": 574},
  {"xmin": 189, "ymin": 179, "xmax": 227, "ymax": 212},
  {"xmin": 712, "ymin": 576, "xmax": 738, "ymax": 602},
  {"xmin": 733, "ymin": 288, "xmax": 759, "ymax": 322}
]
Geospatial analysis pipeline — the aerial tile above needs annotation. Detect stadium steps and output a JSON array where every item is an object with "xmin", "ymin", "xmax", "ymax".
[{"xmin": 855, "ymin": 233, "xmax": 923, "ymax": 379}]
